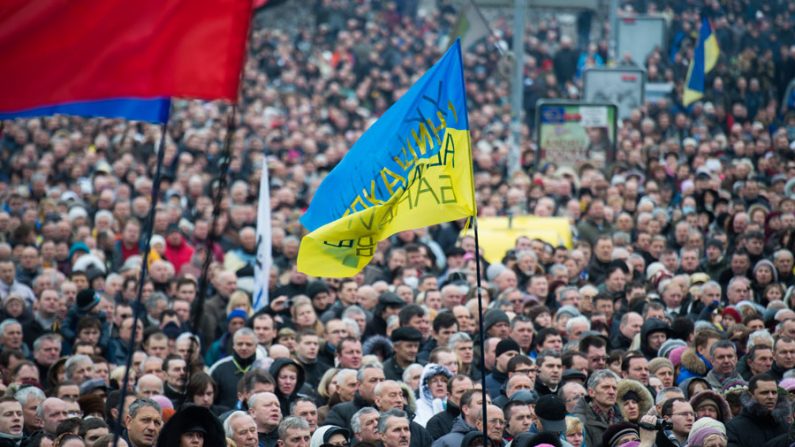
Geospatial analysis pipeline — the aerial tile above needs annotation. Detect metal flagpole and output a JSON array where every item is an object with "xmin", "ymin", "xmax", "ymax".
[
  {"xmin": 473, "ymin": 217, "xmax": 489, "ymax": 444},
  {"xmin": 182, "ymin": 104, "xmax": 238, "ymax": 407},
  {"xmin": 113, "ymin": 116, "xmax": 170, "ymax": 447}
]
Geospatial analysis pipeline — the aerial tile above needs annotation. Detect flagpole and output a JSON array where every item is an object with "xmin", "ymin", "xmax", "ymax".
[
  {"xmin": 182, "ymin": 103, "xmax": 237, "ymax": 407},
  {"xmin": 113, "ymin": 116, "xmax": 170, "ymax": 447},
  {"xmin": 472, "ymin": 216, "xmax": 489, "ymax": 444}
]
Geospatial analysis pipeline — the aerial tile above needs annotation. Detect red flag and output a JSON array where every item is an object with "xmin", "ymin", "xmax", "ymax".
[{"xmin": 0, "ymin": 0, "xmax": 252, "ymax": 121}]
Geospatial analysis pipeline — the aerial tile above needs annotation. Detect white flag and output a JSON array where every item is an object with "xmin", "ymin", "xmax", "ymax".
[{"xmin": 253, "ymin": 157, "xmax": 272, "ymax": 311}]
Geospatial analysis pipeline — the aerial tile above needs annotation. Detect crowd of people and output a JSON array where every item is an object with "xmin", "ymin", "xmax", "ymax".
[{"xmin": 2, "ymin": 1, "xmax": 795, "ymax": 447}]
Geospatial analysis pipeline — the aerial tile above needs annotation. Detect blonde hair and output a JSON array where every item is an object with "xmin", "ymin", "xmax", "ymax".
[
  {"xmin": 226, "ymin": 290, "xmax": 252, "ymax": 315},
  {"xmin": 566, "ymin": 416, "xmax": 583, "ymax": 435},
  {"xmin": 317, "ymin": 368, "xmax": 340, "ymax": 399}
]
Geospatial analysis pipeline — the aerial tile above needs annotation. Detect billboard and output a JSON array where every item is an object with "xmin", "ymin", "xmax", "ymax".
[
  {"xmin": 583, "ymin": 68, "xmax": 645, "ymax": 122},
  {"xmin": 617, "ymin": 15, "xmax": 667, "ymax": 66},
  {"xmin": 535, "ymin": 100, "xmax": 618, "ymax": 170}
]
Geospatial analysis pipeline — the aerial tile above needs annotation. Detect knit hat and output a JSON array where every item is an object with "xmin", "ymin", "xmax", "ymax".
[
  {"xmin": 658, "ymin": 339, "xmax": 687, "ymax": 359},
  {"xmin": 306, "ymin": 280, "xmax": 330, "ymax": 299},
  {"xmin": 555, "ymin": 305, "xmax": 581, "ymax": 319},
  {"xmin": 668, "ymin": 346, "xmax": 687, "ymax": 367},
  {"xmin": 76, "ymin": 288, "xmax": 100, "ymax": 312},
  {"xmin": 687, "ymin": 418, "xmax": 726, "ymax": 447},
  {"xmin": 779, "ymin": 378, "xmax": 795, "ymax": 392},
  {"xmin": 534, "ymin": 395, "xmax": 567, "ymax": 433},
  {"xmin": 483, "ymin": 309, "xmax": 510, "ymax": 332},
  {"xmin": 227, "ymin": 309, "xmax": 248, "ymax": 323},
  {"xmin": 603, "ymin": 422, "xmax": 640, "ymax": 447},
  {"xmin": 3, "ymin": 293, "xmax": 25, "ymax": 308},
  {"xmin": 753, "ymin": 259, "xmax": 779, "ymax": 282},
  {"xmin": 496, "ymin": 338, "xmax": 521, "ymax": 358},
  {"xmin": 722, "ymin": 306, "xmax": 742, "ymax": 324},
  {"xmin": 720, "ymin": 378, "xmax": 747, "ymax": 397},
  {"xmin": 69, "ymin": 241, "xmax": 90, "ymax": 259},
  {"xmin": 648, "ymin": 358, "xmax": 674, "ymax": 375}
]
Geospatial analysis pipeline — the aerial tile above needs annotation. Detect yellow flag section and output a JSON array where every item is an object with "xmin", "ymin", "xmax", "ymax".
[
  {"xmin": 465, "ymin": 216, "xmax": 573, "ymax": 264},
  {"xmin": 299, "ymin": 128, "xmax": 475, "ymax": 277}
]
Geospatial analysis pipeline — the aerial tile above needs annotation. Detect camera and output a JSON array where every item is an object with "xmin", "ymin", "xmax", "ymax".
[{"xmin": 639, "ymin": 418, "xmax": 672, "ymax": 431}]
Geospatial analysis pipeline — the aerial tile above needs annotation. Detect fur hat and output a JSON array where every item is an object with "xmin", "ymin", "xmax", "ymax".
[
  {"xmin": 689, "ymin": 390, "xmax": 732, "ymax": 424},
  {"xmin": 616, "ymin": 379, "xmax": 654, "ymax": 420}
]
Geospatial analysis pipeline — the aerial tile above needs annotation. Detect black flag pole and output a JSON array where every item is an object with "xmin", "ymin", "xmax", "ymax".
[
  {"xmin": 113, "ymin": 116, "xmax": 171, "ymax": 447},
  {"xmin": 472, "ymin": 216, "xmax": 489, "ymax": 444},
  {"xmin": 182, "ymin": 103, "xmax": 238, "ymax": 408}
]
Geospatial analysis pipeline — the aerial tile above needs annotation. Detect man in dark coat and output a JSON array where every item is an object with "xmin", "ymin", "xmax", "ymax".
[
  {"xmin": 322, "ymin": 365, "xmax": 384, "ymax": 430},
  {"xmin": 726, "ymin": 373, "xmax": 789, "ymax": 447},
  {"xmin": 209, "ymin": 328, "xmax": 258, "ymax": 408},
  {"xmin": 425, "ymin": 375, "xmax": 476, "ymax": 440},
  {"xmin": 373, "ymin": 380, "xmax": 432, "ymax": 447},
  {"xmin": 383, "ymin": 327, "xmax": 423, "ymax": 381},
  {"xmin": 363, "ymin": 292, "xmax": 405, "ymax": 338}
]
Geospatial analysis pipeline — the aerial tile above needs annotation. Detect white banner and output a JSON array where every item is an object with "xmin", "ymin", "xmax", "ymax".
[{"xmin": 253, "ymin": 157, "xmax": 272, "ymax": 311}]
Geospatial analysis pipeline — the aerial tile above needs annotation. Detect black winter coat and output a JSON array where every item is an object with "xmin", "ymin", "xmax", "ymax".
[
  {"xmin": 726, "ymin": 392, "xmax": 789, "ymax": 447},
  {"xmin": 321, "ymin": 392, "xmax": 372, "ymax": 431},
  {"xmin": 426, "ymin": 401, "xmax": 460, "ymax": 440}
]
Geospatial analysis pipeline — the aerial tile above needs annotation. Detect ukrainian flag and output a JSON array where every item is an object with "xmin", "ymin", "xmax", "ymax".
[
  {"xmin": 297, "ymin": 40, "xmax": 476, "ymax": 277},
  {"xmin": 683, "ymin": 16, "xmax": 720, "ymax": 106}
]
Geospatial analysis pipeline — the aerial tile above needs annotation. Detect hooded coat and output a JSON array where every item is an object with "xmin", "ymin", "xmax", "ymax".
[
  {"xmin": 414, "ymin": 363, "xmax": 454, "ymax": 427},
  {"xmin": 678, "ymin": 377, "xmax": 711, "ymax": 399},
  {"xmin": 616, "ymin": 379, "xmax": 654, "ymax": 422},
  {"xmin": 639, "ymin": 319, "xmax": 672, "ymax": 360},
  {"xmin": 165, "ymin": 235, "xmax": 194, "ymax": 274},
  {"xmin": 676, "ymin": 348, "xmax": 711, "ymax": 385},
  {"xmin": 269, "ymin": 358, "xmax": 308, "ymax": 415},
  {"xmin": 155, "ymin": 405, "xmax": 224, "ymax": 447},
  {"xmin": 726, "ymin": 391, "xmax": 789, "ymax": 447},
  {"xmin": 689, "ymin": 390, "xmax": 733, "ymax": 425}
]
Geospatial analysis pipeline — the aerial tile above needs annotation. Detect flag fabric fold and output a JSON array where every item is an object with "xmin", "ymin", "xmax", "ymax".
[
  {"xmin": 683, "ymin": 16, "xmax": 720, "ymax": 106},
  {"xmin": 298, "ymin": 40, "xmax": 476, "ymax": 278},
  {"xmin": 253, "ymin": 158, "xmax": 272, "ymax": 311},
  {"xmin": 0, "ymin": 0, "xmax": 252, "ymax": 122}
]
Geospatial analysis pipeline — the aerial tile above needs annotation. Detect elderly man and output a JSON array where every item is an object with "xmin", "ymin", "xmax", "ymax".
[
  {"xmin": 352, "ymin": 407, "xmax": 381, "ymax": 445},
  {"xmin": 378, "ymin": 409, "xmax": 412, "ymax": 447},
  {"xmin": 0, "ymin": 320, "xmax": 28, "ymax": 357},
  {"xmin": 373, "ymin": 381, "xmax": 432, "ymax": 447},
  {"xmin": 323, "ymin": 365, "xmax": 384, "ymax": 431},
  {"xmin": 275, "ymin": 417, "xmax": 311, "ymax": 447},
  {"xmin": 224, "ymin": 412, "xmax": 258, "ymax": 447},
  {"xmin": 135, "ymin": 374, "xmax": 164, "ymax": 399},
  {"xmin": 38, "ymin": 397, "xmax": 68, "ymax": 437},
  {"xmin": 15, "ymin": 387, "xmax": 45, "ymax": 436}
]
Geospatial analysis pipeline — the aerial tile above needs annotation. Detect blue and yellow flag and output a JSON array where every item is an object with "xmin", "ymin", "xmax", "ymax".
[
  {"xmin": 683, "ymin": 16, "xmax": 719, "ymax": 106},
  {"xmin": 298, "ymin": 40, "xmax": 476, "ymax": 277}
]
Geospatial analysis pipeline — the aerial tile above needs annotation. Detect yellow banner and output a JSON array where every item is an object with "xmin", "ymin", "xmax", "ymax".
[{"xmin": 464, "ymin": 216, "xmax": 573, "ymax": 264}]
